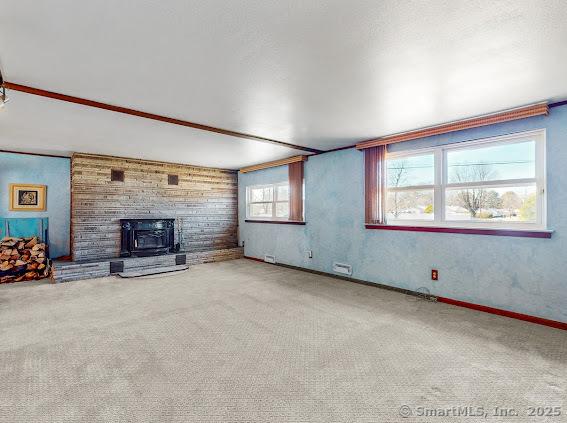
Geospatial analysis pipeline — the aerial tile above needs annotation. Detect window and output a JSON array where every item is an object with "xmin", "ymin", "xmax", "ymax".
[
  {"xmin": 247, "ymin": 182, "xmax": 290, "ymax": 220},
  {"xmin": 385, "ymin": 130, "xmax": 546, "ymax": 229},
  {"xmin": 387, "ymin": 153, "xmax": 435, "ymax": 221}
]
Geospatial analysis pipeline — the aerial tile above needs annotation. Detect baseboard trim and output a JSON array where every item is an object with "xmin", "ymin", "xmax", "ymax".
[
  {"xmin": 436, "ymin": 297, "xmax": 567, "ymax": 331},
  {"xmin": 244, "ymin": 256, "xmax": 435, "ymax": 301},
  {"xmin": 244, "ymin": 256, "xmax": 265, "ymax": 263},
  {"xmin": 243, "ymin": 256, "xmax": 566, "ymax": 331}
]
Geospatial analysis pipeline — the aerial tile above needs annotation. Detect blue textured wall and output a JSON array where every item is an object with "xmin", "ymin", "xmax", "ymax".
[
  {"xmin": 239, "ymin": 104, "xmax": 567, "ymax": 323},
  {"xmin": 0, "ymin": 153, "xmax": 71, "ymax": 258}
]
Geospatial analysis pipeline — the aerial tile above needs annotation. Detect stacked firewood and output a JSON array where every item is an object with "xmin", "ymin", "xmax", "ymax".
[{"xmin": 0, "ymin": 237, "xmax": 50, "ymax": 283}]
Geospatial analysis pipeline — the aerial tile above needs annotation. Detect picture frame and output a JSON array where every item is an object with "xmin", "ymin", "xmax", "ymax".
[{"xmin": 9, "ymin": 184, "xmax": 47, "ymax": 211}]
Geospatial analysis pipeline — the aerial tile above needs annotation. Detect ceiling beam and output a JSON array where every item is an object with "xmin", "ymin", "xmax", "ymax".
[
  {"xmin": 239, "ymin": 155, "xmax": 308, "ymax": 173},
  {"xmin": 3, "ymin": 82, "xmax": 323, "ymax": 154}
]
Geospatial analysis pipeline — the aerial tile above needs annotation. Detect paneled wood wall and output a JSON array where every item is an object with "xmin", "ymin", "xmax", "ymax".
[{"xmin": 72, "ymin": 153, "xmax": 238, "ymax": 261}]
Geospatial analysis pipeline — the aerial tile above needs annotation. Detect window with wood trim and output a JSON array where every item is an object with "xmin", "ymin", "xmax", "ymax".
[
  {"xmin": 246, "ymin": 161, "xmax": 305, "ymax": 222},
  {"xmin": 384, "ymin": 130, "xmax": 546, "ymax": 229},
  {"xmin": 247, "ymin": 183, "xmax": 290, "ymax": 220}
]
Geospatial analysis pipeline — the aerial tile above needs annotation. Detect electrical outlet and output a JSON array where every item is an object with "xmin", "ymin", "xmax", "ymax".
[
  {"xmin": 431, "ymin": 269, "xmax": 439, "ymax": 281},
  {"xmin": 307, "ymin": 250, "xmax": 313, "ymax": 258}
]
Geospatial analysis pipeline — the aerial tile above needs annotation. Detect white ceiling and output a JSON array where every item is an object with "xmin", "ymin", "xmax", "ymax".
[
  {"xmin": 0, "ymin": 91, "xmax": 306, "ymax": 169},
  {"xmin": 1, "ymin": 0, "xmax": 567, "ymax": 168}
]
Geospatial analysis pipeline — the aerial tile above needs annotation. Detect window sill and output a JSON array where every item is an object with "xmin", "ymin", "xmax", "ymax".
[
  {"xmin": 365, "ymin": 224, "xmax": 553, "ymax": 238},
  {"xmin": 245, "ymin": 219, "xmax": 306, "ymax": 225}
]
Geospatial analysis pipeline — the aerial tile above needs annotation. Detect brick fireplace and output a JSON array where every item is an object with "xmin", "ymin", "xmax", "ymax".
[
  {"xmin": 51, "ymin": 153, "xmax": 243, "ymax": 282},
  {"xmin": 71, "ymin": 153, "xmax": 238, "ymax": 262}
]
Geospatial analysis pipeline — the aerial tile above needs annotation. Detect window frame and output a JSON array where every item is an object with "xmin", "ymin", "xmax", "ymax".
[
  {"xmin": 384, "ymin": 129, "xmax": 547, "ymax": 230},
  {"xmin": 246, "ymin": 182, "xmax": 291, "ymax": 221},
  {"xmin": 385, "ymin": 151, "xmax": 436, "ymax": 224}
]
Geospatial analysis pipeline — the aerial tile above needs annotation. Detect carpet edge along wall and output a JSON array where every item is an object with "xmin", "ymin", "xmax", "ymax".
[{"xmin": 239, "ymin": 104, "xmax": 567, "ymax": 324}]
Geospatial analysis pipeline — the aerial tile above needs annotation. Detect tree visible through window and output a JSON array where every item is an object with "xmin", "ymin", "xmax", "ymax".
[
  {"xmin": 247, "ymin": 182, "xmax": 290, "ymax": 220},
  {"xmin": 385, "ymin": 130, "xmax": 546, "ymax": 229},
  {"xmin": 386, "ymin": 154, "xmax": 434, "ymax": 221}
]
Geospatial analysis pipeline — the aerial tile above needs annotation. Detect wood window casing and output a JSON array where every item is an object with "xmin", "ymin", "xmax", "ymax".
[{"xmin": 380, "ymin": 129, "xmax": 547, "ymax": 232}]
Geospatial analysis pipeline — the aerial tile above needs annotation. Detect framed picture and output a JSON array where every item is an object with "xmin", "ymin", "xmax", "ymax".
[{"xmin": 9, "ymin": 184, "xmax": 47, "ymax": 211}]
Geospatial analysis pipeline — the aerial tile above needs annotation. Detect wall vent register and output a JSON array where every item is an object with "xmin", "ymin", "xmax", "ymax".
[
  {"xmin": 264, "ymin": 255, "xmax": 276, "ymax": 264},
  {"xmin": 333, "ymin": 262, "xmax": 353, "ymax": 276},
  {"xmin": 111, "ymin": 169, "xmax": 125, "ymax": 182},
  {"xmin": 168, "ymin": 174, "xmax": 179, "ymax": 185}
]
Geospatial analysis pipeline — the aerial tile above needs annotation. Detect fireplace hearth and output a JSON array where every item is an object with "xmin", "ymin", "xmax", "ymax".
[{"xmin": 120, "ymin": 219, "xmax": 175, "ymax": 257}]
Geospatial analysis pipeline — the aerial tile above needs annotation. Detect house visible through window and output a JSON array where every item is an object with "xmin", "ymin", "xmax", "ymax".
[
  {"xmin": 385, "ymin": 129, "xmax": 546, "ymax": 229},
  {"xmin": 247, "ymin": 182, "xmax": 290, "ymax": 220}
]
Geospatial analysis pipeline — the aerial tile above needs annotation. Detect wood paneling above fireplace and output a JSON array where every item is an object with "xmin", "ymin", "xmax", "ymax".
[{"xmin": 71, "ymin": 154, "xmax": 238, "ymax": 261}]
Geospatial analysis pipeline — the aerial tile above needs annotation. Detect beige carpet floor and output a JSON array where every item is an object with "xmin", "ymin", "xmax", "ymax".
[{"xmin": 0, "ymin": 259, "xmax": 565, "ymax": 423}]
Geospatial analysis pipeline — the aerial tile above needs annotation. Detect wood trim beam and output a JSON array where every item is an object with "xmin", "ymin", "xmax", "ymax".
[
  {"xmin": 365, "ymin": 224, "xmax": 553, "ymax": 238},
  {"xmin": 436, "ymin": 297, "xmax": 567, "ymax": 331},
  {"xmin": 244, "ymin": 220, "xmax": 306, "ymax": 225},
  {"xmin": 356, "ymin": 102, "xmax": 549, "ymax": 149},
  {"xmin": 4, "ymin": 82, "xmax": 323, "ymax": 154},
  {"xmin": 239, "ymin": 155, "xmax": 308, "ymax": 173}
]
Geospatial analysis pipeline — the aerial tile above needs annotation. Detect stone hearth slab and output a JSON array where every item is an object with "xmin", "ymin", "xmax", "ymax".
[
  {"xmin": 51, "ymin": 247, "xmax": 243, "ymax": 283},
  {"xmin": 118, "ymin": 264, "xmax": 189, "ymax": 278}
]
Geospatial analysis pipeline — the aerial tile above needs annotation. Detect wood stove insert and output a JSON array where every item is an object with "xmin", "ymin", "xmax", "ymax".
[{"xmin": 120, "ymin": 219, "xmax": 175, "ymax": 257}]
